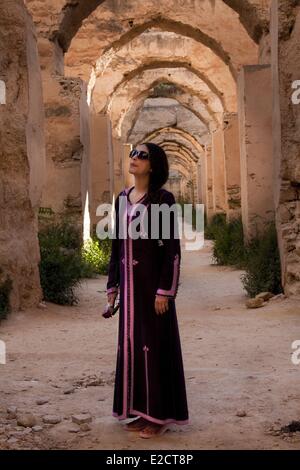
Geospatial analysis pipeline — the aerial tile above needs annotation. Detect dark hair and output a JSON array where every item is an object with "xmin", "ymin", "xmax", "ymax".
[{"xmin": 142, "ymin": 142, "xmax": 169, "ymax": 203}]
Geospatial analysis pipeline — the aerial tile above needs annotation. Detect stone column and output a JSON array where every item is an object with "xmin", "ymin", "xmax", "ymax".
[
  {"xmin": 238, "ymin": 64, "xmax": 274, "ymax": 242},
  {"xmin": 200, "ymin": 155, "xmax": 207, "ymax": 209},
  {"xmin": 36, "ymin": 35, "xmax": 83, "ymax": 226},
  {"xmin": 112, "ymin": 137, "xmax": 126, "ymax": 196},
  {"xmin": 88, "ymin": 112, "xmax": 112, "ymax": 230},
  {"xmin": 191, "ymin": 161, "xmax": 198, "ymax": 206},
  {"xmin": 211, "ymin": 128, "xmax": 228, "ymax": 214},
  {"xmin": 204, "ymin": 145, "xmax": 214, "ymax": 222},
  {"xmin": 197, "ymin": 158, "xmax": 204, "ymax": 204},
  {"xmin": 0, "ymin": 1, "xmax": 45, "ymax": 310},
  {"xmin": 223, "ymin": 113, "xmax": 241, "ymax": 221},
  {"xmin": 80, "ymin": 83, "xmax": 91, "ymax": 240},
  {"xmin": 123, "ymin": 143, "xmax": 134, "ymax": 189},
  {"xmin": 270, "ymin": 0, "xmax": 300, "ymax": 297}
]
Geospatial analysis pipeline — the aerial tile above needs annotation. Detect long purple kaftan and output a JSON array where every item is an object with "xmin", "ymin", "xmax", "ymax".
[{"xmin": 106, "ymin": 185, "xmax": 189, "ymax": 425}]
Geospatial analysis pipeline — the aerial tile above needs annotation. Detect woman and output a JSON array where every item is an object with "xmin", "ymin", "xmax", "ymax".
[{"xmin": 105, "ymin": 142, "xmax": 189, "ymax": 438}]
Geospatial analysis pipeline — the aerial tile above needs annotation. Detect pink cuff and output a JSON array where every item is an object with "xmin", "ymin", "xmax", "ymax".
[
  {"xmin": 155, "ymin": 291, "xmax": 174, "ymax": 299},
  {"xmin": 107, "ymin": 286, "xmax": 119, "ymax": 294}
]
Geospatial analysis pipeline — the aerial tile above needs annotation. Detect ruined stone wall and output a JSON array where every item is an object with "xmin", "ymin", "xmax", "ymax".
[
  {"xmin": 0, "ymin": 0, "xmax": 45, "ymax": 310},
  {"xmin": 271, "ymin": 0, "xmax": 300, "ymax": 296},
  {"xmin": 40, "ymin": 74, "xmax": 83, "ymax": 228},
  {"xmin": 23, "ymin": 3, "xmax": 84, "ymax": 228}
]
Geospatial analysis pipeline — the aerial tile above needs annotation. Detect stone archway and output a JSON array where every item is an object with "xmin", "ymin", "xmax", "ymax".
[
  {"xmin": 54, "ymin": 0, "xmax": 269, "ymax": 53},
  {"xmin": 5, "ymin": 0, "xmax": 298, "ymax": 301}
]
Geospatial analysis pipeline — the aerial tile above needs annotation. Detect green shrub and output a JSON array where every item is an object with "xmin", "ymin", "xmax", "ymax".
[
  {"xmin": 39, "ymin": 220, "xmax": 82, "ymax": 250},
  {"xmin": 207, "ymin": 214, "xmax": 283, "ymax": 296},
  {"xmin": 211, "ymin": 215, "xmax": 246, "ymax": 268},
  {"xmin": 205, "ymin": 212, "xmax": 227, "ymax": 240},
  {"xmin": 0, "ymin": 269, "xmax": 12, "ymax": 321},
  {"xmin": 81, "ymin": 235, "xmax": 112, "ymax": 276},
  {"xmin": 38, "ymin": 222, "xmax": 83, "ymax": 305},
  {"xmin": 241, "ymin": 221, "xmax": 283, "ymax": 297}
]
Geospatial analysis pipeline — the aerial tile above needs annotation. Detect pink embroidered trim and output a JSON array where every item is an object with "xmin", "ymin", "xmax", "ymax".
[
  {"xmin": 143, "ymin": 345, "xmax": 150, "ymax": 415},
  {"xmin": 127, "ymin": 185, "xmax": 147, "ymax": 206},
  {"xmin": 112, "ymin": 188, "xmax": 130, "ymax": 421},
  {"xmin": 156, "ymin": 253, "xmax": 180, "ymax": 297},
  {"xmin": 112, "ymin": 410, "xmax": 189, "ymax": 425},
  {"xmin": 122, "ymin": 191, "xmax": 129, "ymax": 418},
  {"xmin": 119, "ymin": 188, "xmax": 137, "ymax": 419},
  {"xmin": 129, "ymin": 210, "xmax": 135, "ymax": 411}
]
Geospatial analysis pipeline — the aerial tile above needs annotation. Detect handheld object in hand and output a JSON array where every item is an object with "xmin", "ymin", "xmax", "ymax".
[{"xmin": 102, "ymin": 302, "xmax": 120, "ymax": 318}]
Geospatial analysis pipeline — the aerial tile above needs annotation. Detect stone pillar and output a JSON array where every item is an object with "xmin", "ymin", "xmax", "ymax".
[
  {"xmin": 204, "ymin": 145, "xmax": 214, "ymax": 222},
  {"xmin": 123, "ymin": 143, "xmax": 134, "ymax": 189},
  {"xmin": 223, "ymin": 113, "xmax": 241, "ymax": 221},
  {"xmin": 88, "ymin": 113, "xmax": 112, "ymax": 229},
  {"xmin": 211, "ymin": 128, "xmax": 228, "ymax": 214},
  {"xmin": 238, "ymin": 65, "xmax": 274, "ymax": 242},
  {"xmin": 36, "ymin": 33, "xmax": 84, "ymax": 228},
  {"xmin": 197, "ymin": 158, "xmax": 204, "ymax": 204},
  {"xmin": 200, "ymin": 155, "xmax": 207, "ymax": 208},
  {"xmin": 39, "ymin": 76, "xmax": 83, "ymax": 222},
  {"xmin": 0, "ymin": 1, "xmax": 45, "ymax": 310},
  {"xmin": 80, "ymin": 83, "xmax": 91, "ymax": 241},
  {"xmin": 191, "ymin": 161, "xmax": 198, "ymax": 206},
  {"xmin": 270, "ymin": 0, "xmax": 300, "ymax": 297},
  {"xmin": 112, "ymin": 137, "xmax": 126, "ymax": 196}
]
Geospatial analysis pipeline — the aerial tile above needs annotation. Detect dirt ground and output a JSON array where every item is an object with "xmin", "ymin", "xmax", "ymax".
[{"xmin": 1, "ymin": 240, "xmax": 300, "ymax": 450}]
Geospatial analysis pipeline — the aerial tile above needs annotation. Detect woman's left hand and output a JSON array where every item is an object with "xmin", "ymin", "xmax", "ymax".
[{"xmin": 155, "ymin": 295, "xmax": 169, "ymax": 315}]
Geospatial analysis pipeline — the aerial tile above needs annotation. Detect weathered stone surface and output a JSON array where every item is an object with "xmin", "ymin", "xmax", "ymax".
[
  {"xmin": 62, "ymin": 0, "xmax": 261, "ymax": 78},
  {"xmin": 0, "ymin": 0, "xmax": 44, "ymax": 311},
  {"xmin": 42, "ymin": 415, "xmax": 62, "ymax": 425},
  {"xmin": 71, "ymin": 414, "xmax": 92, "ymax": 425},
  {"xmin": 271, "ymin": 0, "xmax": 300, "ymax": 297},
  {"xmin": 246, "ymin": 297, "xmax": 265, "ymax": 309},
  {"xmin": 255, "ymin": 292, "xmax": 275, "ymax": 301},
  {"xmin": 39, "ymin": 74, "xmax": 82, "ymax": 224},
  {"xmin": 36, "ymin": 398, "xmax": 49, "ymax": 406},
  {"xmin": 80, "ymin": 423, "xmax": 91, "ymax": 432},
  {"xmin": 67, "ymin": 424, "xmax": 81, "ymax": 433},
  {"xmin": 17, "ymin": 413, "xmax": 37, "ymax": 428},
  {"xmin": 63, "ymin": 387, "xmax": 75, "ymax": 395},
  {"xmin": 7, "ymin": 406, "xmax": 18, "ymax": 416},
  {"xmin": 0, "ymin": 0, "xmax": 298, "ymax": 302},
  {"xmin": 32, "ymin": 425, "xmax": 43, "ymax": 432}
]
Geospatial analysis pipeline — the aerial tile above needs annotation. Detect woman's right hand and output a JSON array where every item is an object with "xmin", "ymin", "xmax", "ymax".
[{"xmin": 107, "ymin": 292, "xmax": 118, "ymax": 306}]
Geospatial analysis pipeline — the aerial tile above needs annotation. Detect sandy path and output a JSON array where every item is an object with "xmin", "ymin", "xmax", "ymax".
[{"xmin": 1, "ymin": 240, "xmax": 300, "ymax": 450}]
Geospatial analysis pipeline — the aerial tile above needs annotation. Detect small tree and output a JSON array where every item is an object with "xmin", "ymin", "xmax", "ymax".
[
  {"xmin": 38, "ymin": 222, "xmax": 83, "ymax": 305},
  {"xmin": 241, "ymin": 221, "xmax": 283, "ymax": 297}
]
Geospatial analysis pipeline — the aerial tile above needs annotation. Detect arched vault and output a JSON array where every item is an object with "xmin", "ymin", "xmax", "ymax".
[
  {"xmin": 147, "ymin": 137, "xmax": 202, "ymax": 165},
  {"xmin": 90, "ymin": 31, "xmax": 236, "ymax": 114},
  {"xmin": 53, "ymin": 0, "xmax": 268, "ymax": 69},
  {"xmin": 120, "ymin": 97, "xmax": 210, "ymax": 141},
  {"xmin": 140, "ymin": 127, "xmax": 205, "ymax": 162},
  {"xmin": 128, "ymin": 99, "xmax": 209, "ymax": 148},
  {"xmin": 108, "ymin": 70, "xmax": 221, "ymax": 139},
  {"xmin": 93, "ymin": 65, "xmax": 225, "ymax": 120}
]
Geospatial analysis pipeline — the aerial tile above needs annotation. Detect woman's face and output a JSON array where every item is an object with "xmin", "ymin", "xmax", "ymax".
[{"xmin": 129, "ymin": 144, "xmax": 152, "ymax": 177}]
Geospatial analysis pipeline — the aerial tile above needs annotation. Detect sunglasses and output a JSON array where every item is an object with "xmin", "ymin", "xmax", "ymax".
[{"xmin": 129, "ymin": 149, "xmax": 150, "ymax": 160}]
